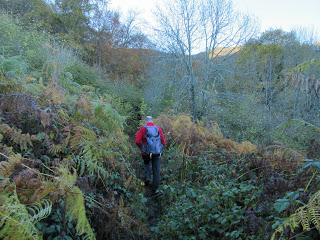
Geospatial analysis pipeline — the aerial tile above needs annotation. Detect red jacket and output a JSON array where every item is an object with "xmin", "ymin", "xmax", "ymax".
[{"xmin": 135, "ymin": 122, "xmax": 166, "ymax": 148}]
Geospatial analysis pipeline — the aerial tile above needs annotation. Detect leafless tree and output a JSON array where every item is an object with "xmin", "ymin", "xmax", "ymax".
[
  {"xmin": 293, "ymin": 26, "xmax": 320, "ymax": 45},
  {"xmin": 154, "ymin": 0, "xmax": 200, "ymax": 119},
  {"xmin": 154, "ymin": 0, "xmax": 257, "ymax": 120}
]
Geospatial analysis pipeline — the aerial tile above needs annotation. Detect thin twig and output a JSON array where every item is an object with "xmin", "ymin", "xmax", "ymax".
[
  {"xmin": 236, "ymin": 166, "xmax": 270, "ymax": 180},
  {"xmin": 304, "ymin": 170, "xmax": 317, "ymax": 192},
  {"xmin": 35, "ymin": 160, "xmax": 56, "ymax": 174},
  {"xmin": 0, "ymin": 152, "xmax": 9, "ymax": 159},
  {"xmin": 21, "ymin": 163, "xmax": 57, "ymax": 179}
]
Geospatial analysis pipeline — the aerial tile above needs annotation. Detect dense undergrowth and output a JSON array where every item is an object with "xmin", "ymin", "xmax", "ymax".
[
  {"xmin": 0, "ymin": 14, "xmax": 147, "ymax": 240},
  {"xmin": 149, "ymin": 115, "xmax": 320, "ymax": 240},
  {"xmin": 1, "ymin": 11, "xmax": 320, "ymax": 240}
]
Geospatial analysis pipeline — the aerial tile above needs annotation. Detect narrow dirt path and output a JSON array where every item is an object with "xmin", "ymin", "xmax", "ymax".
[
  {"xmin": 132, "ymin": 152, "xmax": 165, "ymax": 234},
  {"xmin": 144, "ymin": 186, "xmax": 163, "ymax": 228}
]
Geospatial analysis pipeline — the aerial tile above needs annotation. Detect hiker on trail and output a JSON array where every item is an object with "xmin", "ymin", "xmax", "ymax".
[{"xmin": 135, "ymin": 116, "xmax": 166, "ymax": 193}]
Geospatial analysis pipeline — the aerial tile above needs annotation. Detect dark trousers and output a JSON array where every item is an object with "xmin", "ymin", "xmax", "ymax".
[{"xmin": 142, "ymin": 154, "xmax": 161, "ymax": 190}]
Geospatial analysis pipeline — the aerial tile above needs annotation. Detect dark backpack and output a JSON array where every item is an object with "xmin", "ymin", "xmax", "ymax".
[{"xmin": 143, "ymin": 125, "xmax": 163, "ymax": 154}]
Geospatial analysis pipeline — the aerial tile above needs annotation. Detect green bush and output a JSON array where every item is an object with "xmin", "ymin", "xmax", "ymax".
[
  {"xmin": 65, "ymin": 62, "xmax": 100, "ymax": 86},
  {"xmin": 0, "ymin": 55, "xmax": 28, "ymax": 78},
  {"xmin": 153, "ymin": 152, "xmax": 261, "ymax": 240},
  {"xmin": 0, "ymin": 14, "xmax": 47, "ymax": 63},
  {"xmin": 272, "ymin": 119, "xmax": 320, "ymax": 151}
]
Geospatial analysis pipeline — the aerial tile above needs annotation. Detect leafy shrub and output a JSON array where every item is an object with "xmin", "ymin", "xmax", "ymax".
[
  {"xmin": 65, "ymin": 62, "xmax": 100, "ymax": 86},
  {"xmin": 0, "ymin": 55, "xmax": 28, "ymax": 78},
  {"xmin": 0, "ymin": 14, "xmax": 47, "ymax": 67},
  {"xmin": 153, "ymin": 152, "xmax": 261, "ymax": 240},
  {"xmin": 272, "ymin": 119, "xmax": 320, "ymax": 151}
]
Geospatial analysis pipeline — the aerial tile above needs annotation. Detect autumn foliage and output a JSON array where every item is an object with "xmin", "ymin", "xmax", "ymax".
[{"xmin": 155, "ymin": 114, "xmax": 257, "ymax": 155}]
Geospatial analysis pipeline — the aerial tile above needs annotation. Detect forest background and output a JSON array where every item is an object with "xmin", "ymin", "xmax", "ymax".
[{"xmin": 0, "ymin": 0, "xmax": 320, "ymax": 240}]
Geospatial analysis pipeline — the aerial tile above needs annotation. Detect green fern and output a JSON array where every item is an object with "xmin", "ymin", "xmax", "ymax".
[
  {"xmin": 28, "ymin": 199, "xmax": 52, "ymax": 223},
  {"xmin": 0, "ymin": 186, "xmax": 42, "ymax": 240},
  {"xmin": 56, "ymin": 165, "xmax": 77, "ymax": 190},
  {"xmin": 92, "ymin": 103, "xmax": 125, "ymax": 133},
  {"xmin": 66, "ymin": 186, "xmax": 95, "ymax": 240},
  {"xmin": 55, "ymin": 166, "xmax": 95, "ymax": 239},
  {"xmin": 49, "ymin": 144, "xmax": 63, "ymax": 156},
  {"xmin": 70, "ymin": 126, "xmax": 113, "ymax": 178},
  {"xmin": 272, "ymin": 190, "xmax": 320, "ymax": 239}
]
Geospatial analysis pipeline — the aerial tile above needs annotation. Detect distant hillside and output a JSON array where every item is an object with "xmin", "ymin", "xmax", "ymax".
[{"xmin": 209, "ymin": 46, "xmax": 241, "ymax": 58}]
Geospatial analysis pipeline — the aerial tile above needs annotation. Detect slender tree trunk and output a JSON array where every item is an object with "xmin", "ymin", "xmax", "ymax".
[{"xmin": 266, "ymin": 56, "xmax": 273, "ymax": 142}]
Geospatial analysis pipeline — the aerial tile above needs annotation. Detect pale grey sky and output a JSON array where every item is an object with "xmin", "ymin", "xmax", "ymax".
[{"xmin": 109, "ymin": 0, "xmax": 320, "ymax": 33}]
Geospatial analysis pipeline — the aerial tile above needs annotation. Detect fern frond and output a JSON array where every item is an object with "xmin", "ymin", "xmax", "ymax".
[
  {"xmin": 28, "ymin": 199, "xmax": 52, "ymax": 223},
  {"xmin": 309, "ymin": 192, "xmax": 320, "ymax": 230},
  {"xmin": 66, "ymin": 186, "xmax": 95, "ymax": 240},
  {"xmin": 272, "ymin": 190, "xmax": 320, "ymax": 239},
  {"xmin": 0, "ymin": 124, "xmax": 33, "ymax": 151},
  {"xmin": 57, "ymin": 109, "xmax": 70, "ymax": 124},
  {"xmin": 81, "ymin": 145, "xmax": 108, "ymax": 178},
  {"xmin": 10, "ymin": 130, "xmax": 32, "ymax": 151},
  {"xmin": 299, "ymin": 209, "xmax": 311, "ymax": 231},
  {"xmin": 0, "ymin": 186, "xmax": 42, "ymax": 240},
  {"xmin": 57, "ymin": 165, "xmax": 77, "ymax": 190},
  {"xmin": 0, "ymin": 152, "xmax": 22, "ymax": 177},
  {"xmin": 70, "ymin": 126, "xmax": 96, "ymax": 150},
  {"xmin": 53, "ymin": 166, "xmax": 95, "ymax": 239},
  {"xmin": 49, "ymin": 144, "xmax": 63, "ymax": 155},
  {"xmin": 70, "ymin": 126, "xmax": 110, "ymax": 178},
  {"xmin": 70, "ymin": 123, "xmax": 128, "ymax": 179},
  {"xmin": 309, "ymin": 205, "xmax": 320, "ymax": 229}
]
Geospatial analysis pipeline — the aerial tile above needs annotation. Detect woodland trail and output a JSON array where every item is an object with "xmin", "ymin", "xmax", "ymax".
[
  {"xmin": 133, "ymin": 153, "xmax": 165, "ymax": 234},
  {"xmin": 144, "ymin": 186, "xmax": 163, "ymax": 228}
]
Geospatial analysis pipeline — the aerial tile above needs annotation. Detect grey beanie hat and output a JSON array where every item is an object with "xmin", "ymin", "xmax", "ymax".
[{"xmin": 146, "ymin": 116, "xmax": 153, "ymax": 122}]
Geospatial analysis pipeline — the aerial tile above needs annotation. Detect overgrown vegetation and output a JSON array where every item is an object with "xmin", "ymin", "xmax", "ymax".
[
  {"xmin": 0, "ymin": 13, "xmax": 147, "ymax": 240},
  {"xmin": 150, "ymin": 114, "xmax": 320, "ymax": 239},
  {"xmin": 1, "ymin": 0, "xmax": 320, "ymax": 240}
]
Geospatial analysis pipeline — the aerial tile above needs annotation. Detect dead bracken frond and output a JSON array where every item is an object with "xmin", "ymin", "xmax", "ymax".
[
  {"xmin": 155, "ymin": 114, "xmax": 256, "ymax": 155},
  {"xmin": 262, "ymin": 144, "xmax": 304, "ymax": 173}
]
